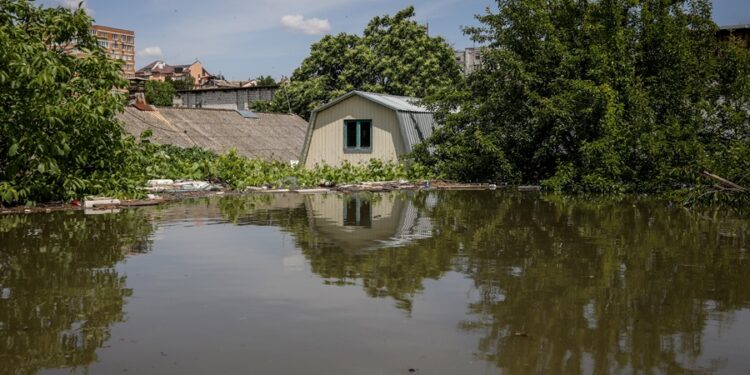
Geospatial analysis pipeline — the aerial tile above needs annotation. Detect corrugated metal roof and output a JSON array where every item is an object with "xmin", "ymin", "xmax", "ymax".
[
  {"xmin": 354, "ymin": 91, "xmax": 431, "ymax": 113},
  {"xmin": 236, "ymin": 110, "xmax": 259, "ymax": 119},
  {"xmin": 119, "ymin": 107, "xmax": 307, "ymax": 162},
  {"xmin": 311, "ymin": 91, "xmax": 431, "ymax": 114},
  {"xmin": 396, "ymin": 112, "xmax": 439, "ymax": 153}
]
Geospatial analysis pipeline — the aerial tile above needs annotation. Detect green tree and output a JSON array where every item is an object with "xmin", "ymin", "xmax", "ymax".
[
  {"xmin": 255, "ymin": 75, "xmax": 277, "ymax": 86},
  {"xmin": 169, "ymin": 75, "xmax": 195, "ymax": 91},
  {"xmin": 265, "ymin": 6, "xmax": 463, "ymax": 118},
  {"xmin": 0, "ymin": 0, "xmax": 128, "ymax": 204},
  {"xmin": 421, "ymin": 0, "xmax": 750, "ymax": 195},
  {"xmin": 145, "ymin": 79, "xmax": 177, "ymax": 106}
]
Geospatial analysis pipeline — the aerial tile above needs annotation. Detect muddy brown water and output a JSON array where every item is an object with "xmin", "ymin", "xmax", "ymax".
[{"xmin": 1, "ymin": 191, "xmax": 749, "ymax": 374}]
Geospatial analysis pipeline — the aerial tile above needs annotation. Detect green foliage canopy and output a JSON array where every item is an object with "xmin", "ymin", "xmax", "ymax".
[
  {"xmin": 145, "ymin": 79, "xmax": 177, "ymax": 106},
  {"xmin": 0, "ymin": 0, "xmax": 128, "ymax": 204},
  {"xmin": 255, "ymin": 75, "xmax": 277, "ymax": 86},
  {"xmin": 420, "ymin": 0, "xmax": 750, "ymax": 195},
  {"xmin": 169, "ymin": 75, "xmax": 195, "ymax": 91},
  {"xmin": 265, "ymin": 6, "xmax": 463, "ymax": 118}
]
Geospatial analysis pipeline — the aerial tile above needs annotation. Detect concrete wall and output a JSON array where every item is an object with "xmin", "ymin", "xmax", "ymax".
[
  {"xmin": 304, "ymin": 95, "xmax": 405, "ymax": 168},
  {"xmin": 455, "ymin": 48, "xmax": 483, "ymax": 75},
  {"xmin": 178, "ymin": 87, "xmax": 278, "ymax": 110}
]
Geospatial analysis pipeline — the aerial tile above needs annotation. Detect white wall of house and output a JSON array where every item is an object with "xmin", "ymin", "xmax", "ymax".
[{"xmin": 304, "ymin": 95, "xmax": 405, "ymax": 168}]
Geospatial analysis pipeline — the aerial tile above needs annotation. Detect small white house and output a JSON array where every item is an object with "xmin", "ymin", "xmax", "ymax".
[{"xmin": 300, "ymin": 91, "xmax": 439, "ymax": 168}]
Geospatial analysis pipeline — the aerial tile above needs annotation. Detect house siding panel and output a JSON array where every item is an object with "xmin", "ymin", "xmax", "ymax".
[{"xmin": 304, "ymin": 96, "xmax": 405, "ymax": 168}]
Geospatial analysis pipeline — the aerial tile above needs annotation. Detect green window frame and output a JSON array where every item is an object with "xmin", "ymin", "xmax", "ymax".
[
  {"xmin": 343, "ymin": 196, "xmax": 372, "ymax": 227},
  {"xmin": 343, "ymin": 120, "xmax": 372, "ymax": 152}
]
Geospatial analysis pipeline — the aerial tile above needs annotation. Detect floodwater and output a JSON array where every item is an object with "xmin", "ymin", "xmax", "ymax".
[{"xmin": 1, "ymin": 191, "xmax": 749, "ymax": 375}]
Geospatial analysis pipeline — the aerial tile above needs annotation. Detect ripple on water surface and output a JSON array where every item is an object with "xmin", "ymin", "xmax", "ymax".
[{"xmin": 1, "ymin": 191, "xmax": 749, "ymax": 374}]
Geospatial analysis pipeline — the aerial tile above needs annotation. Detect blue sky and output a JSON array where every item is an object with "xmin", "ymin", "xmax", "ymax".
[{"xmin": 43, "ymin": 0, "xmax": 750, "ymax": 80}]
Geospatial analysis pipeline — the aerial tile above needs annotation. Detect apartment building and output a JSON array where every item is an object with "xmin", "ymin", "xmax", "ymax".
[
  {"xmin": 455, "ymin": 47, "xmax": 483, "ymax": 75},
  {"xmin": 92, "ymin": 25, "xmax": 136, "ymax": 78}
]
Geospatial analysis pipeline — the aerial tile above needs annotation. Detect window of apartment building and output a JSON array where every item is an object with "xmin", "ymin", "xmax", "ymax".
[
  {"xmin": 98, "ymin": 40, "xmax": 109, "ymax": 48},
  {"xmin": 344, "ymin": 120, "xmax": 372, "ymax": 152}
]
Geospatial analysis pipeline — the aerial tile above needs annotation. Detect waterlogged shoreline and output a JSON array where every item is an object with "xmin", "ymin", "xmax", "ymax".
[{"xmin": 0, "ymin": 180, "xmax": 495, "ymax": 215}]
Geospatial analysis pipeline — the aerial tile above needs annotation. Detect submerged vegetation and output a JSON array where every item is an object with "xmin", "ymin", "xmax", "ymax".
[
  {"xmin": 2, "ymin": 129, "xmax": 431, "ymax": 205},
  {"xmin": 127, "ymin": 139, "xmax": 430, "ymax": 192}
]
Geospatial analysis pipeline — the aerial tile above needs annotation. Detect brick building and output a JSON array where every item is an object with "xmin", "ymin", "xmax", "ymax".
[{"xmin": 91, "ymin": 25, "xmax": 136, "ymax": 78}]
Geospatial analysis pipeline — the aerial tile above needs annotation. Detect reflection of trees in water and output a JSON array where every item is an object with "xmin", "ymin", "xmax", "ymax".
[
  {"xmin": 440, "ymin": 193, "xmax": 750, "ymax": 375},
  {"xmin": 0, "ymin": 211, "xmax": 155, "ymax": 374},
  {"xmin": 218, "ymin": 192, "xmax": 450, "ymax": 314},
  {"xmin": 218, "ymin": 191, "xmax": 750, "ymax": 374}
]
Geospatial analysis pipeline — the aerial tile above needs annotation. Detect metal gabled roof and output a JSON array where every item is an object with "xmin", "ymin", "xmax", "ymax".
[
  {"xmin": 396, "ymin": 111, "xmax": 439, "ymax": 153},
  {"xmin": 311, "ymin": 91, "xmax": 432, "ymax": 114},
  {"xmin": 354, "ymin": 91, "xmax": 432, "ymax": 113}
]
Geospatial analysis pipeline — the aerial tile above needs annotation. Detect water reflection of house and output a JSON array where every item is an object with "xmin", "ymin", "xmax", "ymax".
[{"xmin": 305, "ymin": 193, "xmax": 435, "ymax": 251}]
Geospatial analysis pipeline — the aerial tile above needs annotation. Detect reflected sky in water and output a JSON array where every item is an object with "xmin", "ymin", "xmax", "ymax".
[{"xmin": 1, "ymin": 191, "xmax": 749, "ymax": 374}]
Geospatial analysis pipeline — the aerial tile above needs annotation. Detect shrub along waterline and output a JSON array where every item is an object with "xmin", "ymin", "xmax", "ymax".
[{"xmin": 1, "ymin": 132, "xmax": 435, "ymax": 206}]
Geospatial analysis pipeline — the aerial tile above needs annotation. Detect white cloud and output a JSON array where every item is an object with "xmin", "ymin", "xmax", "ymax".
[
  {"xmin": 138, "ymin": 46, "xmax": 164, "ymax": 58},
  {"xmin": 280, "ymin": 14, "xmax": 331, "ymax": 35},
  {"xmin": 58, "ymin": 0, "xmax": 94, "ymax": 16}
]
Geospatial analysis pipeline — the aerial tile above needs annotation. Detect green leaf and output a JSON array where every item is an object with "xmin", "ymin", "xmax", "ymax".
[{"xmin": 8, "ymin": 143, "xmax": 19, "ymax": 157}]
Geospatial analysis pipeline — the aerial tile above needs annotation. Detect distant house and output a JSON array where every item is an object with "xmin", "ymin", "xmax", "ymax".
[
  {"xmin": 719, "ymin": 24, "xmax": 750, "ymax": 49},
  {"xmin": 136, "ymin": 60, "xmax": 212, "ymax": 86},
  {"xmin": 175, "ymin": 86, "xmax": 279, "ymax": 110},
  {"xmin": 300, "ymin": 91, "xmax": 439, "ymax": 168},
  {"xmin": 118, "ymin": 107, "xmax": 307, "ymax": 162}
]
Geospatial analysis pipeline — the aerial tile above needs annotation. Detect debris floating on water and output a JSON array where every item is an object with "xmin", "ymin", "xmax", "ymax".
[
  {"xmin": 145, "ymin": 180, "xmax": 219, "ymax": 193},
  {"xmin": 83, "ymin": 198, "xmax": 122, "ymax": 209},
  {"xmin": 518, "ymin": 185, "xmax": 542, "ymax": 192}
]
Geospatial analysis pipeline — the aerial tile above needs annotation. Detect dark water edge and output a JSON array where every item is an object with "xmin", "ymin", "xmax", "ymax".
[{"xmin": 1, "ymin": 191, "xmax": 748, "ymax": 374}]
